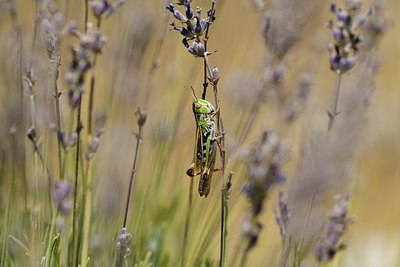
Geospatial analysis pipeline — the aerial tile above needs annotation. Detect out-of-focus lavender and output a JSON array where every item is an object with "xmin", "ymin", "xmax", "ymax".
[
  {"xmin": 273, "ymin": 191, "xmax": 290, "ymax": 241},
  {"xmin": 241, "ymin": 132, "xmax": 285, "ymax": 250},
  {"xmin": 285, "ymin": 0, "xmax": 386, "ymax": 257},
  {"xmin": 52, "ymin": 180, "xmax": 72, "ymax": 215},
  {"xmin": 316, "ymin": 193, "xmax": 354, "ymax": 262},
  {"xmin": 263, "ymin": 0, "xmax": 315, "ymax": 59},
  {"xmin": 117, "ymin": 227, "xmax": 133, "ymax": 258},
  {"xmin": 327, "ymin": 3, "xmax": 372, "ymax": 74}
]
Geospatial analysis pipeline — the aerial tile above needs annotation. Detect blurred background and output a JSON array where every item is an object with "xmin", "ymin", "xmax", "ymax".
[{"xmin": 0, "ymin": 0, "xmax": 399, "ymax": 266}]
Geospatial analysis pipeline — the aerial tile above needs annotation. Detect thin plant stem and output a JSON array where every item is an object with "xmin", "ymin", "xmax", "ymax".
[
  {"xmin": 53, "ymin": 56, "xmax": 63, "ymax": 178},
  {"xmin": 201, "ymin": 0, "xmax": 216, "ymax": 100},
  {"xmin": 328, "ymin": 71, "xmax": 342, "ymax": 132},
  {"xmin": 71, "ymin": 97, "xmax": 82, "ymax": 266},
  {"xmin": 87, "ymin": 18, "xmax": 101, "ymax": 136},
  {"xmin": 123, "ymin": 125, "xmax": 143, "ymax": 227},
  {"xmin": 72, "ymin": 3, "xmax": 89, "ymax": 263},
  {"xmin": 44, "ymin": 210, "xmax": 58, "ymax": 267},
  {"xmin": 1, "ymin": 151, "xmax": 15, "ymax": 267},
  {"xmin": 204, "ymin": 53, "xmax": 227, "ymax": 267},
  {"xmin": 181, "ymin": 177, "xmax": 194, "ymax": 267},
  {"xmin": 81, "ymin": 161, "xmax": 93, "ymax": 267},
  {"xmin": 239, "ymin": 248, "xmax": 249, "ymax": 267},
  {"xmin": 29, "ymin": 0, "xmax": 39, "ymax": 71},
  {"xmin": 222, "ymin": 172, "xmax": 233, "ymax": 267}
]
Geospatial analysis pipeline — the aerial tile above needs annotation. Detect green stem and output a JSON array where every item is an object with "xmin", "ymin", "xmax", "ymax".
[
  {"xmin": 81, "ymin": 161, "xmax": 93, "ymax": 267},
  {"xmin": 44, "ymin": 210, "xmax": 58, "ymax": 267},
  {"xmin": 239, "ymin": 249, "xmax": 249, "ymax": 267},
  {"xmin": 181, "ymin": 177, "xmax": 194, "ymax": 267},
  {"xmin": 1, "ymin": 163, "xmax": 14, "ymax": 267},
  {"xmin": 123, "ymin": 125, "xmax": 143, "ymax": 227}
]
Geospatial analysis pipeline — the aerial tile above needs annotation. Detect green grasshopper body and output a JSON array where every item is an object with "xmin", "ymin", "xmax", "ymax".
[{"xmin": 186, "ymin": 98, "xmax": 219, "ymax": 197}]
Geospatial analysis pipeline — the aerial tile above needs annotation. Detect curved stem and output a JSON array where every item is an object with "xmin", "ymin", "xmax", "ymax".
[{"xmin": 123, "ymin": 125, "xmax": 143, "ymax": 227}]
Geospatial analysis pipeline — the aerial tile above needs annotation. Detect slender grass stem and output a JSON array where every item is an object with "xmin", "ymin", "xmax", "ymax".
[
  {"xmin": 71, "ymin": 96, "xmax": 82, "ymax": 266},
  {"xmin": 201, "ymin": 0, "xmax": 216, "ymax": 100},
  {"xmin": 239, "ymin": 248, "xmax": 249, "ymax": 267},
  {"xmin": 87, "ymin": 18, "xmax": 101, "ymax": 136},
  {"xmin": 328, "ymin": 71, "xmax": 342, "ymax": 132},
  {"xmin": 123, "ymin": 125, "xmax": 143, "ymax": 227},
  {"xmin": 53, "ymin": 56, "xmax": 63, "ymax": 178},
  {"xmin": 181, "ymin": 177, "xmax": 194, "ymax": 267},
  {"xmin": 44, "ymin": 210, "xmax": 58, "ymax": 267},
  {"xmin": 1, "ymin": 156, "xmax": 15, "ymax": 267},
  {"xmin": 72, "ymin": 4, "xmax": 89, "ymax": 264},
  {"xmin": 81, "ymin": 161, "xmax": 93, "ymax": 267},
  {"xmin": 204, "ymin": 53, "xmax": 227, "ymax": 267}
]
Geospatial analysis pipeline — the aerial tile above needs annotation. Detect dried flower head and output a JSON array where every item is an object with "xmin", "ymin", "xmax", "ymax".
[
  {"xmin": 327, "ymin": 2, "xmax": 372, "ymax": 73},
  {"xmin": 316, "ymin": 193, "xmax": 355, "ymax": 262},
  {"xmin": 135, "ymin": 108, "xmax": 147, "ymax": 127}
]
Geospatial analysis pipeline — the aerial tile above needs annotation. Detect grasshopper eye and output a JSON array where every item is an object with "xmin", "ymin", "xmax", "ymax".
[{"xmin": 194, "ymin": 102, "xmax": 202, "ymax": 109}]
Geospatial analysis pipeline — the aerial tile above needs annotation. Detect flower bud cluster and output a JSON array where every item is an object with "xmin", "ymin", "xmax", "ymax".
[
  {"xmin": 315, "ymin": 193, "xmax": 355, "ymax": 262},
  {"xmin": 59, "ymin": 131, "xmax": 78, "ymax": 152},
  {"xmin": 117, "ymin": 228, "xmax": 133, "ymax": 258},
  {"xmin": 166, "ymin": 1, "xmax": 213, "ymax": 57},
  {"xmin": 52, "ymin": 181, "xmax": 72, "ymax": 215},
  {"xmin": 241, "ymin": 132, "xmax": 286, "ymax": 250},
  {"xmin": 91, "ymin": 0, "xmax": 125, "ymax": 19},
  {"xmin": 327, "ymin": 3, "xmax": 372, "ymax": 73},
  {"xmin": 273, "ymin": 191, "xmax": 290, "ymax": 241},
  {"xmin": 86, "ymin": 113, "xmax": 106, "ymax": 160},
  {"xmin": 65, "ymin": 23, "xmax": 107, "ymax": 108}
]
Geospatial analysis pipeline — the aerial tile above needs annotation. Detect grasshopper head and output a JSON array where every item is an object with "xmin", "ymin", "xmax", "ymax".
[{"xmin": 193, "ymin": 99, "xmax": 215, "ymax": 115}]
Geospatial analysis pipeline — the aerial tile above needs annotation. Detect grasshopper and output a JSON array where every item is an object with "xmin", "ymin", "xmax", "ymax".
[{"xmin": 185, "ymin": 87, "xmax": 221, "ymax": 197}]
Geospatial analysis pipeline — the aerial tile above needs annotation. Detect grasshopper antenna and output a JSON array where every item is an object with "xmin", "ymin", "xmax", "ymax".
[{"xmin": 184, "ymin": 86, "xmax": 197, "ymax": 99}]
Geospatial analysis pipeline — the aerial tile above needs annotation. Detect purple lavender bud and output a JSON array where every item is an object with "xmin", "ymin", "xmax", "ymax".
[
  {"xmin": 200, "ymin": 19, "xmax": 207, "ymax": 32},
  {"xmin": 166, "ymin": 4, "xmax": 174, "ymax": 13},
  {"xmin": 188, "ymin": 41, "xmax": 205, "ymax": 57},
  {"xmin": 53, "ymin": 181, "xmax": 72, "ymax": 202},
  {"xmin": 194, "ymin": 21, "xmax": 202, "ymax": 35},
  {"xmin": 174, "ymin": 10, "xmax": 187, "ymax": 22},
  {"xmin": 196, "ymin": 42, "xmax": 205, "ymax": 54},
  {"xmin": 91, "ymin": 1, "xmax": 106, "ymax": 18},
  {"xmin": 184, "ymin": 1, "xmax": 193, "ymax": 19},
  {"xmin": 337, "ymin": 9, "xmax": 351, "ymax": 27},
  {"xmin": 332, "ymin": 28, "xmax": 341, "ymax": 42},
  {"xmin": 275, "ymin": 172, "xmax": 286, "ymax": 183},
  {"xmin": 121, "ymin": 228, "xmax": 127, "ymax": 234},
  {"xmin": 119, "ymin": 234, "xmax": 127, "ymax": 245},
  {"xmin": 339, "ymin": 57, "xmax": 355, "ymax": 73},
  {"xmin": 329, "ymin": 54, "xmax": 340, "ymax": 71},
  {"xmin": 180, "ymin": 27, "xmax": 193, "ymax": 38},
  {"xmin": 182, "ymin": 38, "xmax": 189, "ymax": 48}
]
